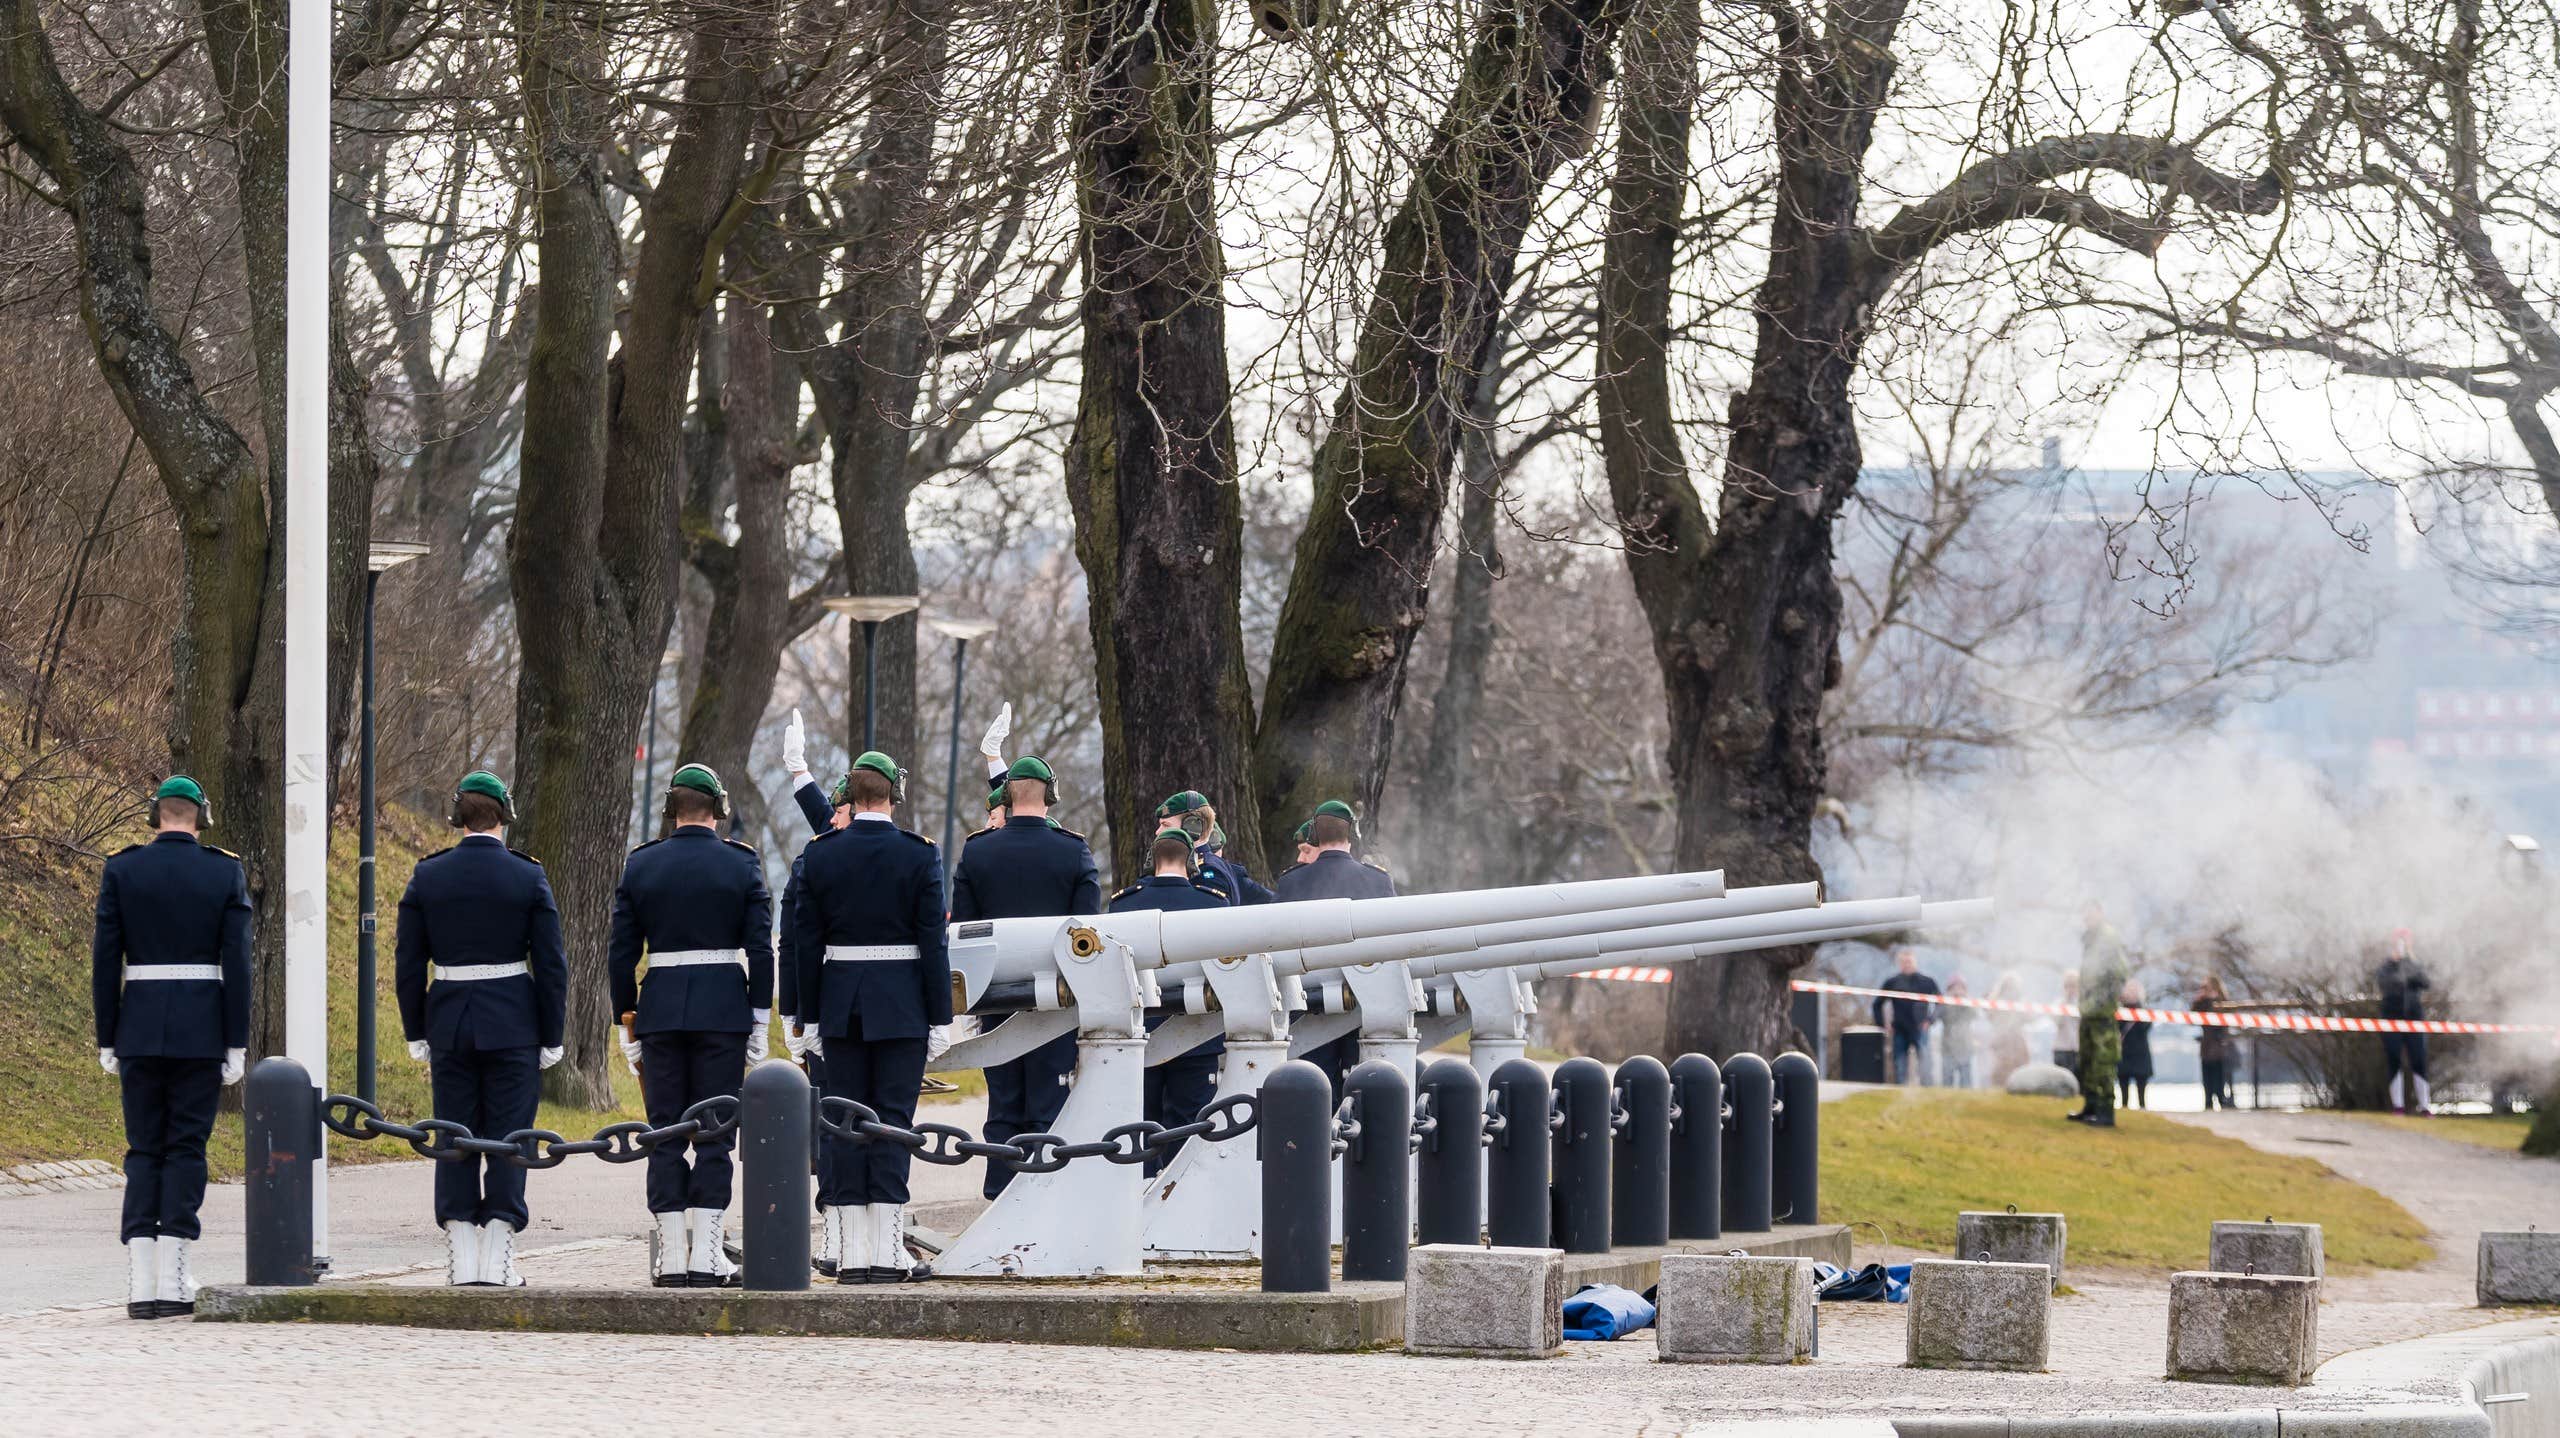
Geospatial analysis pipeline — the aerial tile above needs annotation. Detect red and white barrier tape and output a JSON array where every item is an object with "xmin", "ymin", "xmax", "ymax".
[{"xmin": 1781, "ymin": 978, "xmax": 2559, "ymax": 1036}]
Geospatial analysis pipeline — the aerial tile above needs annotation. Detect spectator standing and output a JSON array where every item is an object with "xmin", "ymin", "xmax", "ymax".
[
  {"xmin": 2051, "ymin": 972, "xmax": 2081, "ymax": 1077},
  {"xmin": 1940, "ymin": 976, "xmax": 1978, "ymax": 1089},
  {"xmin": 2376, "ymin": 928, "xmax": 2432, "ymax": 1115},
  {"xmin": 2194, "ymin": 975, "xmax": 2235, "ymax": 1110},
  {"xmin": 2115, "ymin": 979, "xmax": 2153, "ymax": 1111},
  {"xmin": 1870, "ymin": 949, "xmax": 1941, "ymax": 1086},
  {"xmin": 1984, "ymin": 971, "xmax": 2032, "ymax": 1087}
]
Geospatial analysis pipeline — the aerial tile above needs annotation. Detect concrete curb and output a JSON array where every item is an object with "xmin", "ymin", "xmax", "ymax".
[{"xmin": 1892, "ymin": 1315, "xmax": 2560, "ymax": 1438}]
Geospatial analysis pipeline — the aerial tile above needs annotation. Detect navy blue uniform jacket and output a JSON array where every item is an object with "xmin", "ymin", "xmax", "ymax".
[
  {"xmin": 950, "ymin": 816, "xmax": 1102, "ymax": 922},
  {"xmin": 92, "ymin": 831, "xmax": 253, "ymax": 1058},
  {"xmin": 1198, "ymin": 849, "xmax": 1273, "ymax": 907},
  {"xmin": 1109, "ymin": 874, "xmax": 1231, "ymax": 917},
  {"xmin": 1272, "ymin": 849, "xmax": 1397, "ymax": 903},
  {"xmin": 790, "ymin": 818, "xmax": 952, "ymax": 1041},
  {"xmin": 607, "ymin": 826, "xmax": 775, "ymax": 1034},
  {"xmin": 777, "ymin": 779, "xmax": 837, "ymax": 1020},
  {"xmin": 395, "ymin": 834, "xmax": 571, "ymax": 1050}
]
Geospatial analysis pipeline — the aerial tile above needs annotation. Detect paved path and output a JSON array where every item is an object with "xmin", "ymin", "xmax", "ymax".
[{"xmin": 0, "ymin": 1097, "xmax": 989, "ymax": 1317}]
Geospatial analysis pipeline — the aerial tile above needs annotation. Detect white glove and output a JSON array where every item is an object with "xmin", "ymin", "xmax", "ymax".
[
  {"xmin": 98, "ymin": 1047, "xmax": 118, "ymax": 1076},
  {"xmin": 781, "ymin": 707, "xmax": 809, "ymax": 782},
  {"xmin": 978, "ymin": 702, "xmax": 1012, "ymax": 760},
  {"xmin": 925, "ymin": 1023, "xmax": 953, "ymax": 1063},
  {"xmin": 747, "ymin": 1010, "xmax": 771, "ymax": 1064},
  {"xmin": 539, "ymin": 1046, "xmax": 564, "ymax": 1070},
  {"xmin": 618, "ymin": 1027, "xmax": 643, "ymax": 1075},
  {"xmin": 807, "ymin": 1034, "xmax": 824, "ymax": 1058},
  {"xmin": 221, "ymin": 1048, "xmax": 246, "ymax": 1086},
  {"xmin": 407, "ymin": 1039, "xmax": 430, "ymax": 1063},
  {"xmin": 783, "ymin": 1023, "xmax": 808, "ymax": 1061}
]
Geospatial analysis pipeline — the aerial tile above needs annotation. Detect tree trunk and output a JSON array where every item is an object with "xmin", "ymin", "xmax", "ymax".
[
  {"xmin": 510, "ymin": 0, "xmax": 765, "ymax": 1106},
  {"xmin": 675, "ymin": 276, "xmax": 799, "ymax": 846},
  {"xmin": 1412, "ymin": 349, "xmax": 1509, "ymax": 891},
  {"xmin": 1057, "ymin": 0, "xmax": 1262, "ymax": 883},
  {"xmin": 1599, "ymin": 0, "xmax": 1900, "ymax": 1058},
  {"xmin": 1254, "ymin": 0, "xmax": 1627, "ymax": 865}
]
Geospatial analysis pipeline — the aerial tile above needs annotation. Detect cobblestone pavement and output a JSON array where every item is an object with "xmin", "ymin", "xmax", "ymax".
[{"xmin": 7, "ymin": 1098, "xmax": 2548, "ymax": 1434}]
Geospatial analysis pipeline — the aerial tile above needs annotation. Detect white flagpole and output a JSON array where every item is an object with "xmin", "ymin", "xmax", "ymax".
[{"xmin": 285, "ymin": 0, "xmax": 332, "ymax": 1264}]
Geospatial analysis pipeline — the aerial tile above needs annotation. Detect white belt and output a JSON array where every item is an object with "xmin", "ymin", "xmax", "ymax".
[
  {"xmin": 126, "ymin": 964, "xmax": 220, "ymax": 982},
  {"xmin": 648, "ymin": 949, "xmax": 747, "ymax": 970},
  {"xmin": 825, "ymin": 944, "xmax": 921, "ymax": 963},
  {"xmin": 432, "ymin": 961, "xmax": 531, "ymax": 982}
]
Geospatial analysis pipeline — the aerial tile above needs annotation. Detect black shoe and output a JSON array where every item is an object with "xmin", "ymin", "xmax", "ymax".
[
  {"xmin": 836, "ymin": 1267, "xmax": 873, "ymax": 1286},
  {"xmin": 866, "ymin": 1266, "xmax": 906, "ymax": 1284},
  {"xmin": 2063, "ymin": 1109, "xmax": 2090, "ymax": 1122},
  {"xmin": 126, "ymin": 1302, "xmax": 159, "ymax": 1320},
  {"xmin": 652, "ymin": 1273, "xmax": 688, "ymax": 1289},
  {"xmin": 688, "ymin": 1271, "xmax": 741, "ymax": 1289},
  {"xmin": 813, "ymin": 1257, "xmax": 838, "ymax": 1278},
  {"xmin": 2085, "ymin": 1111, "xmax": 2116, "ymax": 1127},
  {"xmin": 152, "ymin": 1299, "xmax": 194, "ymax": 1317}
]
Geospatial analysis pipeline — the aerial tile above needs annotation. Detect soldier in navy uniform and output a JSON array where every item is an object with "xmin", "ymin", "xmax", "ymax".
[
  {"xmin": 1273, "ymin": 801, "xmax": 1395, "ymax": 1093},
  {"xmin": 93, "ymin": 776, "xmax": 250, "ymax": 1319},
  {"xmin": 791, "ymin": 752, "xmax": 950, "ymax": 1283},
  {"xmin": 773, "ymin": 716, "xmax": 852, "ymax": 1273},
  {"xmin": 950, "ymin": 755, "xmax": 1102, "ymax": 1198},
  {"xmin": 1153, "ymin": 789, "xmax": 1273, "ymax": 906},
  {"xmin": 1111, "ymin": 829, "xmax": 1229, "ymax": 1174},
  {"xmin": 1276, "ymin": 820, "xmax": 1317, "ymax": 881},
  {"xmin": 608, "ymin": 764, "xmax": 773, "ymax": 1287},
  {"xmin": 395, "ymin": 771, "xmax": 570, "ymax": 1287}
]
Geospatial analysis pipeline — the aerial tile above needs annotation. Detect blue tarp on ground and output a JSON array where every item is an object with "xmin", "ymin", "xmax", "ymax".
[{"xmin": 1562, "ymin": 1283, "xmax": 1657, "ymax": 1340}]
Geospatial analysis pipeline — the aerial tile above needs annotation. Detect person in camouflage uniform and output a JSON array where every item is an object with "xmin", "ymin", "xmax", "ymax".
[{"xmin": 2071, "ymin": 902, "xmax": 2128, "ymax": 1127}]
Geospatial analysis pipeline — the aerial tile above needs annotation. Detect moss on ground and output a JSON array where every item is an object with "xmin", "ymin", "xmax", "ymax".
[{"xmin": 1821, "ymin": 1089, "xmax": 2432, "ymax": 1274}]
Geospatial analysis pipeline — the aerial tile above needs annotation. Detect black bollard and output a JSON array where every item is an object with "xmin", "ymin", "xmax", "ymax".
[
  {"xmin": 1340, "ymin": 1060, "xmax": 1413, "ymax": 1281},
  {"xmin": 243, "ymin": 1057, "xmax": 317, "ymax": 1287},
  {"xmin": 1669, "ymin": 1053, "xmax": 1722, "ymax": 1240},
  {"xmin": 1611, "ymin": 1055, "xmax": 1672, "ymax": 1248},
  {"xmin": 1414, "ymin": 1058, "xmax": 1483, "ymax": 1247},
  {"xmin": 1260, "ymin": 1060, "xmax": 1335, "ymax": 1293},
  {"xmin": 1484, "ymin": 1058, "xmax": 1552, "ymax": 1249},
  {"xmin": 1722, "ymin": 1052, "xmax": 1773, "ymax": 1233},
  {"xmin": 1550, "ymin": 1057, "xmax": 1612, "ymax": 1254},
  {"xmin": 1769, "ymin": 1051, "xmax": 1821, "ymax": 1227},
  {"xmin": 739, "ymin": 1060, "xmax": 812, "ymax": 1291}
]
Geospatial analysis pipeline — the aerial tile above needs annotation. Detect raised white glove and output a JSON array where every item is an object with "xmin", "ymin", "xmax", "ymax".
[
  {"xmin": 407, "ymin": 1039, "xmax": 430, "ymax": 1063},
  {"xmin": 781, "ymin": 707, "xmax": 809, "ymax": 782},
  {"xmin": 221, "ymin": 1048, "xmax": 246, "ymax": 1086},
  {"xmin": 978, "ymin": 702, "xmax": 1012, "ymax": 760},
  {"xmin": 98, "ymin": 1047, "xmax": 118, "ymax": 1076},
  {"xmin": 747, "ymin": 1010, "xmax": 771, "ymax": 1064},
  {"xmin": 618, "ymin": 1027, "xmax": 643, "ymax": 1075},
  {"xmin": 539, "ymin": 1046, "xmax": 564, "ymax": 1070}
]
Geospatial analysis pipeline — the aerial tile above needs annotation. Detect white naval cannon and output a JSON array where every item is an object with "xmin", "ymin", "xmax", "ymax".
[
  {"xmin": 1132, "ymin": 893, "xmax": 1993, "ymax": 1259},
  {"xmin": 924, "ymin": 868, "xmax": 1734, "ymax": 1276}
]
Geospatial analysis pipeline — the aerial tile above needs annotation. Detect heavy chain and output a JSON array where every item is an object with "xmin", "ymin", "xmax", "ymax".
[
  {"xmin": 814, "ymin": 1092, "xmax": 1258, "ymax": 1173},
  {"xmin": 1409, "ymin": 1091, "xmax": 1437, "ymax": 1155},
  {"xmin": 322, "ymin": 1094, "xmax": 740, "ymax": 1169}
]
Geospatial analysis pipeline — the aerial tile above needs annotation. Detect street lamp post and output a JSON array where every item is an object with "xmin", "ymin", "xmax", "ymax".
[
  {"xmin": 823, "ymin": 594, "xmax": 921, "ymax": 754},
  {"xmin": 926, "ymin": 615, "xmax": 999, "ymax": 861},
  {"xmin": 357, "ymin": 542, "xmax": 430, "ymax": 1106}
]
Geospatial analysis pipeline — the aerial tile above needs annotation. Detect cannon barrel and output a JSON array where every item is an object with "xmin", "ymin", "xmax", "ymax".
[
  {"xmin": 1269, "ymin": 881, "xmax": 1821, "ymax": 980},
  {"xmin": 1524, "ymin": 897, "xmax": 1996, "ymax": 981},
  {"xmin": 944, "ymin": 867, "xmax": 1726, "ymax": 1007},
  {"xmin": 1401, "ymin": 896, "xmax": 1923, "ymax": 982}
]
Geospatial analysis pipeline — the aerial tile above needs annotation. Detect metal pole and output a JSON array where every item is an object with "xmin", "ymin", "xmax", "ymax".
[
  {"xmin": 1611, "ymin": 1054, "xmax": 1671, "ymax": 1247},
  {"xmin": 243, "ymin": 1058, "xmax": 317, "ymax": 1286},
  {"xmin": 941, "ymin": 636, "xmax": 968, "ymax": 862},
  {"xmin": 861, "ymin": 619, "xmax": 881, "ymax": 754},
  {"xmin": 1550, "ymin": 1056, "xmax": 1611, "ymax": 1254},
  {"xmin": 1415, "ymin": 1058, "xmax": 1483, "ymax": 1246},
  {"xmin": 739, "ymin": 1060, "xmax": 812, "ymax": 1291},
  {"xmin": 1484, "ymin": 1058, "xmax": 1551, "ymax": 1249},
  {"xmin": 1259, "ymin": 1060, "xmax": 1333, "ymax": 1293},
  {"xmin": 1340, "ymin": 1059, "xmax": 1412, "ymax": 1281},
  {"xmin": 283, "ymin": 0, "xmax": 331, "ymax": 1266},
  {"xmin": 1668, "ymin": 1053, "xmax": 1722, "ymax": 1240},
  {"xmin": 356, "ymin": 570, "xmax": 380, "ymax": 1105},
  {"xmin": 1770, "ymin": 1050, "xmax": 1820, "ymax": 1226},
  {"xmin": 1721, "ymin": 1052, "xmax": 1773, "ymax": 1233}
]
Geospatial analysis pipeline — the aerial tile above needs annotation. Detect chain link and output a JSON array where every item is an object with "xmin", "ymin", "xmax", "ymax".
[
  {"xmin": 322, "ymin": 1093, "xmax": 740, "ymax": 1169},
  {"xmin": 1409, "ymin": 1091, "xmax": 1437, "ymax": 1155},
  {"xmin": 812, "ymin": 1092, "xmax": 1258, "ymax": 1174}
]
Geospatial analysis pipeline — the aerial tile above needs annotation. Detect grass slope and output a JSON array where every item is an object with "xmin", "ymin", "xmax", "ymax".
[
  {"xmin": 1823, "ymin": 1089, "xmax": 2432, "ymax": 1274},
  {"xmin": 2340, "ymin": 1110, "xmax": 2547, "ymax": 1156}
]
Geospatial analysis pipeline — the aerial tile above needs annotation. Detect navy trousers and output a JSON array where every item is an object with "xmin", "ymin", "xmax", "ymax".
[
  {"xmin": 639, "ymin": 1030, "xmax": 749, "ymax": 1213},
  {"xmin": 981, "ymin": 1030, "xmax": 1077, "ymax": 1199},
  {"xmin": 118, "ymin": 1057, "xmax": 222, "ymax": 1242},
  {"xmin": 1142, "ymin": 1048, "xmax": 1220, "ymax": 1177},
  {"xmin": 430, "ymin": 1040, "xmax": 540, "ymax": 1228},
  {"xmin": 820, "ymin": 1032, "xmax": 926, "ymax": 1206}
]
